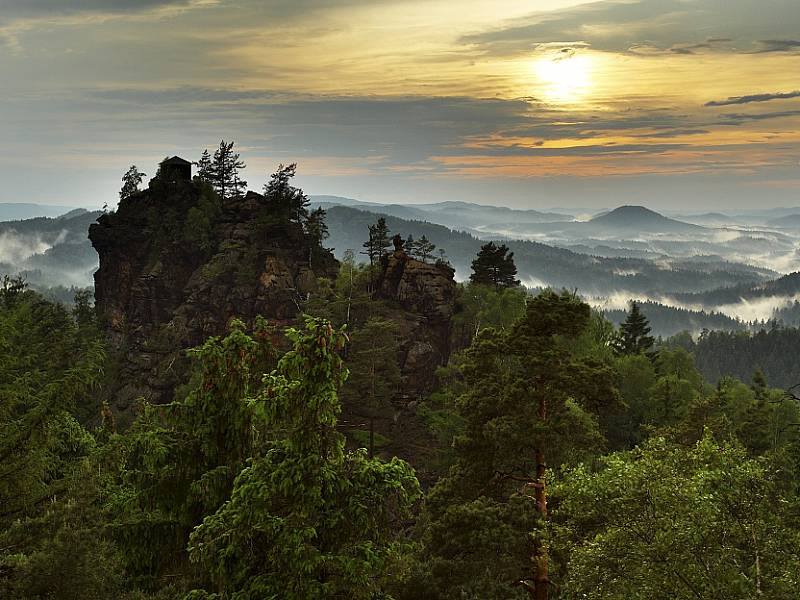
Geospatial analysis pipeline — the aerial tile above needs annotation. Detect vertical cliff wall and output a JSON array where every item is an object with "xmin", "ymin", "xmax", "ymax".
[{"xmin": 90, "ymin": 178, "xmax": 338, "ymax": 414}]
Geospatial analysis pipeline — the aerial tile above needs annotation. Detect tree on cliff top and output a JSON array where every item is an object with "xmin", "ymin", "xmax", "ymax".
[
  {"xmin": 263, "ymin": 163, "xmax": 310, "ymax": 223},
  {"xmin": 210, "ymin": 140, "xmax": 247, "ymax": 199},
  {"xmin": 361, "ymin": 217, "xmax": 392, "ymax": 268},
  {"xmin": 470, "ymin": 242, "xmax": 519, "ymax": 290},
  {"xmin": 195, "ymin": 149, "xmax": 213, "ymax": 183},
  {"xmin": 119, "ymin": 165, "xmax": 146, "ymax": 201}
]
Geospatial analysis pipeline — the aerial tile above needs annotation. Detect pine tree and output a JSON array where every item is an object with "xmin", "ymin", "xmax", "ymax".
[
  {"xmin": 263, "ymin": 163, "xmax": 309, "ymax": 222},
  {"xmin": 361, "ymin": 217, "xmax": 392, "ymax": 268},
  {"xmin": 469, "ymin": 241, "xmax": 520, "ymax": 290},
  {"xmin": 119, "ymin": 165, "xmax": 146, "ymax": 201},
  {"xmin": 412, "ymin": 234, "xmax": 436, "ymax": 263},
  {"xmin": 195, "ymin": 149, "xmax": 213, "ymax": 182},
  {"xmin": 618, "ymin": 301, "xmax": 655, "ymax": 356},
  {"xmin": 305, "ymin": 207, "xmax": 329, "ymax": 246},
  {"xmin": 210, "ymin": 140, "xmax": 247, "ymax": 199},
  {"xmin": 404, "ymin": 234, "xmax": 415, "ymax": 255},
  {"xmin": 416, "ymin": 290, "xmax": 618, "ymax": 598}
]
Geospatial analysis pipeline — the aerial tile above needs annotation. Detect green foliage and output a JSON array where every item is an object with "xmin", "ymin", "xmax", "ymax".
[
  {"xmin": 451, "ymin": 282, "xmax": 527, "ymax": 350},
  {"xmin": 554, "ymin": 433, "xmax": 800, "ymax": 599},
  {"xmin": 469, "ymin": 241, "xmax": 519, "ymax": 290},
  {"xmin": 210, "ymin": 140, "xmax": 246, "ymax": 199},
  {"xmin": 362, "ymin": 217, "xmax": 392, "ymax": 268},
  {"xmin": 187, "ymin": 316, "xmax": 421, "ymax": 599},
  {"xmin": 350, "ymin": 428, "xmax": 391, "ymax": 449},
  {"xmin": 412, "ymin": 290, "xmax": 619, "ymax": 598},
  {"xmin": 120, "ymin": 165, "xmax": 146, "ymax": 201},
  {"xmin": 263, "ymin": 163, "xmax": 309, "ymax": 223},
  {"xmin": 616, "ymin": 301, "xmax": 655, "ymax": 356},
  {"xmin": 108, "ymin": 318, "xmax": 277, "ymax": 589},
  {"xmin": 184, "ymin": 183, "xmax": 223, "ymax": 254},
  {"xmin": 410, "ymin": 234, "xmax": 436, "ymax": 263},
  {"xmin": 0, "ymin": 284, "xmax": 110, "ymax": 598}
]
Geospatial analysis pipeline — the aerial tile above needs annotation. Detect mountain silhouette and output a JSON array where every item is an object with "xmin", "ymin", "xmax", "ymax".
[{"xmin": 590, "ymin": 205, "xmax": 704, "ymax": 232}]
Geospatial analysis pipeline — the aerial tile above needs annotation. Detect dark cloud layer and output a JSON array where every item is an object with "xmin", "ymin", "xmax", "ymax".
[
  {"xmin": 706, "ymin": 91, "xmax": 800, "ymax": 107},
  {"xmin": 462, "ymin": 0, "xmax": 800, "ymax": 56}
]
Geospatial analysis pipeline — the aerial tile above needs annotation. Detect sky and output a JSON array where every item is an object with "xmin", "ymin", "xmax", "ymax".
[{"xmin": 1, "ymin": 0, "xmax": 799, "ymax": 211}]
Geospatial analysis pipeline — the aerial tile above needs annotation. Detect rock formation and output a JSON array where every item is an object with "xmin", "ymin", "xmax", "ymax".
[
  {"xmin": 90, "ymin": 176, "xmax": 337, "ymax": 416},
  {"xmin": 376, "ymin": 238, "xmax": 456, "ymax": 397}
]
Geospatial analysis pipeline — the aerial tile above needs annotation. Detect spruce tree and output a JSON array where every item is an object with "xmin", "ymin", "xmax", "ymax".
[
  {"xmin": 210, "ymin": 140, "xmax": 247, "ymax": 199},
  {"xmin": 119, "ymin": 165, "xmax": 146, "ymax": 201},
  {"xmin": 186, "ymin": 317, "xmax": 420, "ymax": 599},
  {"xmin": 469, "ymin": 242, "xmax": 520, "ymax": 290},
  {"xmin": 618, "ymin": 301, "xmax": 655, "ymax": 356}
]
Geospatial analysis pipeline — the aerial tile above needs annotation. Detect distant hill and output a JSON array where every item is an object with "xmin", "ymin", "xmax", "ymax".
[
  {"xmin": 590, "ymin": 206, "xmax": 704, "ymax": 233},
  {"xmin": 310, "ymin": 195, "xmax": 571, "ymax": 232},
  {"xmin": 674, "ymin": 271, "xmax": 800, "ymax": 308},
  {"xmin": 603, "ymin": 300, "xmax": 746, "ymax": 338},
  {"xmin": 324, "ymin": 205, "xmax": 770, "ymax": 296},
  {"xmin": 0, "ymin": 210, "xmax": 101, "ymax": 287},
  {"xmin": 675, "ymin": 212, "xmax": 743, "ymax": 226},
  {"xmin": 0, "ymin": 202, "xmax": 79, "ymax": 221},
  {"xmin": 767, "ymin": 214, "xmax": 800, "ymax": 229}
]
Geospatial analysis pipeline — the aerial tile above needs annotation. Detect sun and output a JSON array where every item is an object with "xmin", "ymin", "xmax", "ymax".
[{"xmin": 534, "ymin": 54, "xmax": 593, "ymax": 104}]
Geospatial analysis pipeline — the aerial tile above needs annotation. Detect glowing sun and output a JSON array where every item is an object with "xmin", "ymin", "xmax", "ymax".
[{"xmin": 534, "ymin": 54, "xmax": 593, "ymax": 103}]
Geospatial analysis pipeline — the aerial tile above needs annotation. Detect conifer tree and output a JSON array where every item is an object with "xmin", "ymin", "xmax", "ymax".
[
  {"xmin": 195, "ymin": 149, "xmax": 213, "ymax": 183},
  {"xmin": 186, "ymin": 317, "xmax": 420, "ymax": 599},
  {"xmin": 210, "ymin": 140, "xmax": 247, "ymax": 199},
  {"xmin": 416, "ymin": 290, "xmax": 618, "ymax": 598},
  {"xmin": 119, "ymin": 165, "xmax": 146, "ymax": 201},
  {"xmin": 305, "ymin": 206, "xmax": 329, "ymax": 267},
  {"xmin": 404, "ymin": 234, "xmax": 415, "ymax": 255},
  {"xmin": 618, "ymin": 301, "xmax": 655, "ymax": 356},
  {"xmin": 340, "ymin": 318, "xmax": 401, "ymax": 458},
  {"xmin": 469, "ymin": 241, "xmax": 520, "ymax": 290},
  {"xmin": 263, "ymin": 163, "xmax": 309, "ymax": 223},
  {"xmin": 361, "ymin": 217, "xmax": 392, "ymax": 268},
  {"xmin": 412, "ymin": 234, "xmax": 436, "ymax": 263},
  {"xmin": 110, "ymin": 319, "xmax": 277, "ymax": 585}
]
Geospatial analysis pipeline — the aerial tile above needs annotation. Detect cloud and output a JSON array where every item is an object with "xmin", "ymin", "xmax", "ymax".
[
  {"xmin": 706, "ymin": 91, "xmax": 800, "ymax": 106},
  {"xmin": 720, "ymin": 110, "xmax": 800, "ymax": 123},
  {"xmin": 753, "ymin": 40, "xmax": 800, "ymax": 53},
  {"xmin": 461, "ymin": 0, "xmax": 800, "ymax": 57}
]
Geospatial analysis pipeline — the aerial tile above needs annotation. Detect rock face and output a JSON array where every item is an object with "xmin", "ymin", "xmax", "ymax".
[
  {"xmin": 89, "ymin": 177, "xmax": 338, "ymax": 415},
  {"xmin": 377, "ymin": 247, "xmax": 456, "ymax": 397}
]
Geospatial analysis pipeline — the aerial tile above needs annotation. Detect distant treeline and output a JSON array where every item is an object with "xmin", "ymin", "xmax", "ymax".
[{"xmin": 666, "ymin": 325, "xmax": 800, "ymax": 389}]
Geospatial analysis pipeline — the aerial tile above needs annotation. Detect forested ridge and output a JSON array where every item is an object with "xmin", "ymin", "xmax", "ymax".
[{"xmin": 3, "ymin": 152, "xmax": 800, "ymax": 599}]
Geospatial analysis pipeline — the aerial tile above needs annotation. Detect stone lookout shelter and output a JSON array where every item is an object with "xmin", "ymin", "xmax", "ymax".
[{"xmin": 160, "ymin": 156, "xmax": 192, "ymax": 182}]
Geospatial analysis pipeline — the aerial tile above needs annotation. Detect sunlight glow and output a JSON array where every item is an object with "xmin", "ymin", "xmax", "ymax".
[{"xmin": 534, "ymin": 54, "xmax": 593, "ymax": 104}]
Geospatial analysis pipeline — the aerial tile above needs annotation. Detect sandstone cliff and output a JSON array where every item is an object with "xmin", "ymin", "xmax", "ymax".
[
  {"xmin": 377, "ymin": 246, "xmax": 456, "ymax": 397},
  {"xmin": 90, "ymin": 176, "xmax": 338, "ymax": 415}
]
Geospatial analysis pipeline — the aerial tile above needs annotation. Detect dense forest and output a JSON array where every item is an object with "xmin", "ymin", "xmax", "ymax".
[
  {"xmin": 4, "ymin": 274, "xmax": 800, "ymax": 599},
  {"xmin": 3, "ymin": 149, "xmax": 800, "ymax": 600}
]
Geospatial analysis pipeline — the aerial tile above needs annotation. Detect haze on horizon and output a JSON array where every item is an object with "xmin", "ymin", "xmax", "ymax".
[{"xmin": 1, "ymin": 0, "xmax": 799, "ymax": 211}]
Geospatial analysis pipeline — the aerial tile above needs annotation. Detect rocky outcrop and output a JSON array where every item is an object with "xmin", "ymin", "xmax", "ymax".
[
  {"xmin": 90, "ymin": 177, "xmax": 338, "ymax": 416},
  {"xmin": 377, "ymin": 246, "xmax": 456, "ymax": 397}
]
